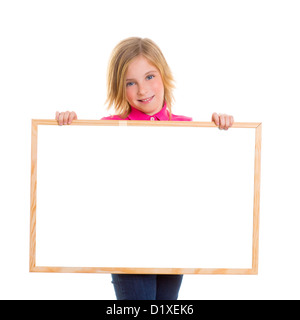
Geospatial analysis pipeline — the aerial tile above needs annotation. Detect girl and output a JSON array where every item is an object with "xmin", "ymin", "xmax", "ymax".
[{"xmin": 55, "ymin": 37, "xmax": 234, "ymax": 300}]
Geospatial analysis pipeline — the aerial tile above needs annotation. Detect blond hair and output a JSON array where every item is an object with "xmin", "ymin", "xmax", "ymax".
[{"xmin": 105, "ymin": 37, "xmax": 175, "ymax": 120}]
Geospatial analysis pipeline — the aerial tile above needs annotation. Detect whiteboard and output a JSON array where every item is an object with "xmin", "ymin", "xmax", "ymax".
[{"xmin": 30, "ymin": 120, "xmax": 261, "ymax": 274}]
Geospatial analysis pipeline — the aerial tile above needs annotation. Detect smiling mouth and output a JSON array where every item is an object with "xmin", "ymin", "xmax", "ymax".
[{"xmin": 138, "ymin": 95, "xmax": 154, "ymax": 103}]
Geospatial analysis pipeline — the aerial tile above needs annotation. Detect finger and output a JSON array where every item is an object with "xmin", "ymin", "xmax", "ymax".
[
  {"xmin": 55, "ymin": 111, "xmax": 59, "ymax": 120},
  {"xmin": 68, "ymin": 111, "xmax": 77, "ymax": 124},
  {"xmin": 224, "ymin": 115, "xmax": 230, "ymax": 130},
  {"xmin": 58, "ymin": 112, "xmax": 65, "ymax": 126},
  {"xmin": 63, "ymin": 111, "xmax": 70, "ymax": 125},
  {"xmin": 212, "ymin": 112, "xmax": 219, "ymax": 126},
  {"xmin": 219, "ymin": 114, "xmax": 225, "ymax": 129},
  {"xmin": 227, "ymin": 115, "xmax": 234, "ymax": 129},
  {"xmin": 228, "ymin": 115, "xmax": 232, "ymax": 128}
]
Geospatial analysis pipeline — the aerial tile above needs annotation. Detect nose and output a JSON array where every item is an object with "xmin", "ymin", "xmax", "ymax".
[{"xmin": 137, "ymin": 84, "xmax": 148, "ymax": 96}]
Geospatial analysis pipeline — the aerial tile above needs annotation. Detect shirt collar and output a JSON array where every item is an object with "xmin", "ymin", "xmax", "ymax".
[{"xmin": 127, "ymin": 101, "xmax": 169, "ymax": 121}]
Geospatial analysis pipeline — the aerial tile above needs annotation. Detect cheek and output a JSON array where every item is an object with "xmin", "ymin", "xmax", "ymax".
[
  {"xmin": 125, "ymin": 87, "xmax": 135, "ymax": 102},
  {"xmin": 152, "ymin": 78, "xmax": 164, "ymax": 96}
]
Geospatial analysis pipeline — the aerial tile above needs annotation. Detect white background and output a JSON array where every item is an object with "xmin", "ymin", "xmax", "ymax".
[
  {"xmin": 0, "ymin": 0, "xmax": 299, "ymax": 299},
  {"xmin": 35, "ymin": 125, "xmax": 255, "ymax": 269}
]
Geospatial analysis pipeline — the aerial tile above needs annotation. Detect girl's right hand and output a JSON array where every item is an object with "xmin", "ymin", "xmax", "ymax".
[{"xmin": 55, "ymin": 111, "xmax": 78, "ymax": 125}]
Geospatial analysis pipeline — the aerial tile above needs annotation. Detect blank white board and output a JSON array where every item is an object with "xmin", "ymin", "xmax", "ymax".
[{"xmin": 30, "ymin": 120, "xmax": 261, "ymax": 274}]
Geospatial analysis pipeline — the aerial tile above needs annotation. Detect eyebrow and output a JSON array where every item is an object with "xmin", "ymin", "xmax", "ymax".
[{"xmin": 126, "ymin": 70, "xmax": 158, "ymax": 81}]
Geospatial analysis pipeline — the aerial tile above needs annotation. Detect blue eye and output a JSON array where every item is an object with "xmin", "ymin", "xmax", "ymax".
[
  {"xmin": 126, "ymin": 82, "xmax": 135, "ymax": 87},
  {"xmin": 147, "ymin": 75, "xmax": 154, "ymax": 80}
]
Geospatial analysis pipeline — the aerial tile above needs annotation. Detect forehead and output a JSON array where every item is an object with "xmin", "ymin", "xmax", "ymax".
[{"xmin": 126, "ymin": 55, "xmax": 158, "ymax": 78}]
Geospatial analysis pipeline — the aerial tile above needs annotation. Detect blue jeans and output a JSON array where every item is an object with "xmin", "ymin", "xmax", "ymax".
[{"xmin": 111, "ymin": 274, "xmax": 183, "ymax": 300}]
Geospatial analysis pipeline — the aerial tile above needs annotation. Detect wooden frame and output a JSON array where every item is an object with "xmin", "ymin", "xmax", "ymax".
[{"xmin": 30, "ymin": 120, "xmax": 262, "ymax": 275}]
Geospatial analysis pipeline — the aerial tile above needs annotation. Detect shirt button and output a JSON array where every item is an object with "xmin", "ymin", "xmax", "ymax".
[{"xmin": 150, "ymin": 117, "xmax": 155, "ymax": 121}]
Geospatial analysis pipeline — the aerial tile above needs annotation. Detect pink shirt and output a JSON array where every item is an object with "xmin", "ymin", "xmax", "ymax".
[{"xmin": 101, "ymin": 102, "xmax": 193, "ymax": 121}]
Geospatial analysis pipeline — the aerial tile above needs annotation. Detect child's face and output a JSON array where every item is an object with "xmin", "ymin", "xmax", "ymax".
[{"xmin": 125, "ymin": 55, "xmax": 165, "ymax": 116}]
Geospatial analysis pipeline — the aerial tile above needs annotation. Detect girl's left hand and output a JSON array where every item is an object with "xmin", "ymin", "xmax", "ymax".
[{"xmin": 211, "ymin": 112, "xmax": 234, "ymax": 130}]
